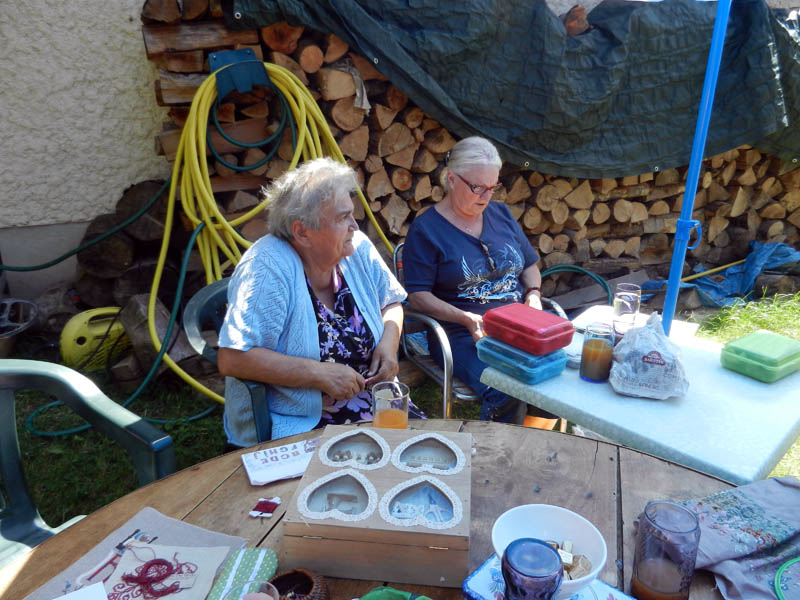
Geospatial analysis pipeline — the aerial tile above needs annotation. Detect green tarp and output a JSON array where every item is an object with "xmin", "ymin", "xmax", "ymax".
[{"xmin": 226, "ymin": 0, "xmax": 800, "ymax": 178}]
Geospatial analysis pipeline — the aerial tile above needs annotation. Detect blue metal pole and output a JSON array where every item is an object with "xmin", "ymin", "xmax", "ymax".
[{"xmin": 662, "ymin": 0, "xmax": 732, "ymax": 335}]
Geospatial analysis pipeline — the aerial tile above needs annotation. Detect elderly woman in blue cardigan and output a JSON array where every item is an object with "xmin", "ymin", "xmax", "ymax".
[{"xmin": 218, "ymin": 158, "xmax": 408, "ymax": 447}]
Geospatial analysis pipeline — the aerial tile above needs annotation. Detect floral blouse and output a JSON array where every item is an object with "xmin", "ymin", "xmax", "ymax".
[
  {"xmin": 308, "ymin": 268, "xmax": 377, "ymax": 426},
  {"xmin": 308, "ymin": 268, "xmax": 425, "ymax": 427}
]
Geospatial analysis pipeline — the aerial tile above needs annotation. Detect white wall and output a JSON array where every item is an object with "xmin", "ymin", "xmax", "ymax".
[{"xmin": 0, "ymin": 1, "xmax": 170, "ymax": 296}]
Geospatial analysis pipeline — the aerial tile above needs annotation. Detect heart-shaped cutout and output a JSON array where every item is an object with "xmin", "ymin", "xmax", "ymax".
[
  {"xmin": 391, "ymin": 433, "xmax": 465, "ymax": 475},
  {"xmin": 297, "ymin": 468, "xmax": 377, "ymax": 521},
  {"xmin": 379, "ymin": 475, "xmax": 462, "ymax": 529},
  {"xmin": 319, "ymin": 429, "xmax": 390, "ymax": 470}
]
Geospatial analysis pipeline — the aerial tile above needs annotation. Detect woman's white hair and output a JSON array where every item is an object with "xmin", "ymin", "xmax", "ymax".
[
  {"xmin": 445, "ymin": 136, "xmax": 502, "ymax": 192},
  {"xmin": 264, "ymin": 157, "xmax": 358, "ymax": 241}
]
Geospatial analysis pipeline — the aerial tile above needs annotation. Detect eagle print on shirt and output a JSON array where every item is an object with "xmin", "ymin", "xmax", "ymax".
[{"xmin": 457, "ymin": 243, "xmax": 523, "ymax": 303}]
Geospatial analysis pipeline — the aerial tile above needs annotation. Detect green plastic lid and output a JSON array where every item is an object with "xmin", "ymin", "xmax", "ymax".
[{"xmin": 724, "ymin": 331, "xmax": 800, "ymax": 368}]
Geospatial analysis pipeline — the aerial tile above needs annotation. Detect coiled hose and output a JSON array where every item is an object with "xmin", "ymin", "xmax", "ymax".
[{"xmin": 542, "ymin": 264, "xmax": 613, "ymax": 305}]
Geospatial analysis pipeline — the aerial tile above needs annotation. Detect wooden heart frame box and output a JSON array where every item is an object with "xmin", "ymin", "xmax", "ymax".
[{"xmin": 281, "ymin": 425, "xmax": 473, "ymax": 588}]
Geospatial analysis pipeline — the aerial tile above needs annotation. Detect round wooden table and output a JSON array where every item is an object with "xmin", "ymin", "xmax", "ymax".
[{"xmin": 0, "ymin": 420, "xmax": 732, "ymax": 600}]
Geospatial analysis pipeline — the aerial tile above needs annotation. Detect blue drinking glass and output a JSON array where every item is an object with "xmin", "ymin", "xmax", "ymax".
[{"xmin": 501, "ymin": 538, "xmax": 564, "ymax": 600}]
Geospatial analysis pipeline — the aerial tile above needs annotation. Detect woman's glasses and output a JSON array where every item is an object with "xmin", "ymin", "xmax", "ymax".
[{"xmin": 454, "ymin": 172, "xmax": 502, "ymax": 196}]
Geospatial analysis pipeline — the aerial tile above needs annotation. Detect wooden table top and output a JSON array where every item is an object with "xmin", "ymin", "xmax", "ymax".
[{"xmin": 1, "ymin": 420, "xmax": 733, "ymax": 600}]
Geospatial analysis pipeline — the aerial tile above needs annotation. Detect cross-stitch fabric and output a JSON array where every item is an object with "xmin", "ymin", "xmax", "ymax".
[
  {"xmin": 104, "ymin": 543, "xmax": 229, "ymax": 600},
  {"xmin": 681, "ymin": 476, "xmax": 800, "ymax": 600},
  {"xmin": 24, "ymin": 507, "xmax": 245, "ymax": 600}
]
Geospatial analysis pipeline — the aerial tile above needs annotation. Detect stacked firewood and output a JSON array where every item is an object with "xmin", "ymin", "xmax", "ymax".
[{"xmin": 138, "ymin": 1, "xmax": 800, "ymax": 300}]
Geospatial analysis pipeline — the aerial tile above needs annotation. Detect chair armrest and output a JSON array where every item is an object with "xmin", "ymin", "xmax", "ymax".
[
  {"xmin": 542, "ymin": 297, "xmax": 568, "ymax": 320},
  {"xmin": 403, "ymin": 310, "xmax": 456, "ymax": 418},
  {"xmin": 0, "ymin": 360, "xmax": 175, "ymax": 486},
  {"xmin": 182, "ymin": 278, "xmax": 230, "ymax": 365},
  {"xmin": 246, "ymin": 379, "xmax": 272, "ymax": 443}
]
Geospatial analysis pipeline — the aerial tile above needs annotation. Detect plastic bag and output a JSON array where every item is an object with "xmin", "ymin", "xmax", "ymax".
[{"xmin": 609, "ymin": 312, "xmax": 689, "ymax": 400}]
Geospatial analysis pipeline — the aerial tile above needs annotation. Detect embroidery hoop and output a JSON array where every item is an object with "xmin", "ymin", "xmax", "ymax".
[{"xmin": 774, "ymin": 557, "xmax": 800, "ymax": 600}]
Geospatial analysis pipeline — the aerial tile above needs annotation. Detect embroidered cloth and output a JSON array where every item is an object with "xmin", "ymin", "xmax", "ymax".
[{"xmin": 682, "ymin": 475, "xmax": 800, "ymax": 600}]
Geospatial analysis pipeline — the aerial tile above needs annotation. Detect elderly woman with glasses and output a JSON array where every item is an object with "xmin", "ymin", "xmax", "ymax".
[
  {"xmin": 217, "ymin": 158, "xmax": 410, "ymax": 447},
  {"xmin": 403, "ymin": 136, "xmax": 555, "ymax": 425}
]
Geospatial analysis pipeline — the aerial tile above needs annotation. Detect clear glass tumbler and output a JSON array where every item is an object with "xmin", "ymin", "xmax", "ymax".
[
  {"xmin": 580, "ymin": 322, "xmax": 615, "ymax": 382},
  {"xmin": 630, "ymin": 501, "xmax": 701, "ymax": 600},
  {"xmin": 613, "ymin": 282, "xmax": 642, "ymax": 336},
  {"xmin": 371, "ymin": 381, "xmax": 409, "ymax": 429},
  {"xmin": 501, "ymin": 538, "xmax": 564, "ymax": 600}
]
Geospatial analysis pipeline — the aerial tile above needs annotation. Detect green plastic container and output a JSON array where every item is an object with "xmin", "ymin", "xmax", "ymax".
[{"xmin": 720, "ymin": 331, "xmax": 800, "ymax": 383}]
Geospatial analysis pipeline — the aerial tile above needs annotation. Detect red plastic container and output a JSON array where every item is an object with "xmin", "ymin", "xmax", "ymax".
[{"xmin": 482, "ymin": 303, "xmax": 574, "ymax": 356}]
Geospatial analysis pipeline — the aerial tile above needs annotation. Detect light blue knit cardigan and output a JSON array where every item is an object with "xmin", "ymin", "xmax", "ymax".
[{"xmin": 218, "ymin": 230, "xmax": 407, "ymax": 446}]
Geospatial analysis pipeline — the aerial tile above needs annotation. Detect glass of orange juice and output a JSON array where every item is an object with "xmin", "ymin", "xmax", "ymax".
[{"xmin": 371, "ymin": 381, "xmax": 409, "ymax": 429}]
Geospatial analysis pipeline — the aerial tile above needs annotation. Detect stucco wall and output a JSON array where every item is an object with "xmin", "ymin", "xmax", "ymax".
[{"xmin": 0, "ymin": 1, "xmax": 170, "ymax": 229}]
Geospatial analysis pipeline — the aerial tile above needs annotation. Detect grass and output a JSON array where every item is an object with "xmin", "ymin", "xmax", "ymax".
[
  {"xmin": 694, "ymin": 291, "xmax": 800, "ymax": 344},
  {"xmin": 692, "ymin": 292, "xmax": 800, "ymax": 479},
  {"xmin": 9, "ymin": 292, "xmax": 800, "ymax": 526}
]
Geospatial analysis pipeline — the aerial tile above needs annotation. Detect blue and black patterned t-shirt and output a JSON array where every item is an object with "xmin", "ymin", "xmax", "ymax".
[{"xmin": 403, "ymin": 201, "xmax": 539, "ymax": 332}]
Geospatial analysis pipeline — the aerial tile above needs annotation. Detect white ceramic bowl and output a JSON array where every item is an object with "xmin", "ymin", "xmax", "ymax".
[{"xmin": 491, "ymin": 504, "xmax": 607, "ymax": 600}]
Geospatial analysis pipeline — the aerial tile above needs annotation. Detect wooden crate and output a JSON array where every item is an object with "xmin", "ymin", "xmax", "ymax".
[{"xmin": 282, "ymin": 425, "xmax": 472, "ymax": 588}]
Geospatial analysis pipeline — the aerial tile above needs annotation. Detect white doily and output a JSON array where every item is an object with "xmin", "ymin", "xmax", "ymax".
[
  {"xmin": 297, "ymin": 468, "xmax": 377, "ymax": 522},
  {"xmin": 391, "ymin": 432, "xmax": 466, "ymax": 475},
  {"xmin": 378, "ymin": 475, "xmax": 462, "ymax": 529},
  {"xmin": 318, "ymin": 428, "xmax": 390, "ymax": 471}
]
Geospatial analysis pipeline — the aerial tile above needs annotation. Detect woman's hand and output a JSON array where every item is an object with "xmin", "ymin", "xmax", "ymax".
[
  {"xmin": 316, "ymin": 362, "xmax": 365, "ymax": 399},
  {"xmin": 366, "ymin": 339, "xmax": 400, "ymax": 384},
  {"xmin": 462, "ymin": 311, "xmax": 485, "ymax": 342},
  {"xmin": 524, "ymin": 292, "xmax": 543, "ymax": 311}
]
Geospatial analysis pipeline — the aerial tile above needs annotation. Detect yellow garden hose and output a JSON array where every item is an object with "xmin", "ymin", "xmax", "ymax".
[{"xmin": 148, "ymin": 61, "xmax": 393, "ymax": 403}]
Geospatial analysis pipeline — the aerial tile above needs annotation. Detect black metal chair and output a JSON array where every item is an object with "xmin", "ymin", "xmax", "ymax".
[
  {"xmin": 392, "ymin": 242, "xmax": 569, "ymax": 421},
  {"xmin": 0, "ymin": 359, "xmax": 175, "ymax": 568},
  {"xmin": 182, "ymin": 278, "xmax": 272, "ymax": 443}
]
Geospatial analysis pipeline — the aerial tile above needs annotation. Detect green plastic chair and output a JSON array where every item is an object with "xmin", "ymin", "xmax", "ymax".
[
  {"xmin": 0, "ymin": 359, "xmax": 175, "ymax": 568},
  {"xmin": 182, "ymin": 278, "xmax": 272, "ymax": 443}
]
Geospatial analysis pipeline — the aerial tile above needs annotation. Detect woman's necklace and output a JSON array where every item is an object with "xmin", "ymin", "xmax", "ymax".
[{"xmin": 442, "ymin": 200, "xmax": 482, "ymax": 235}]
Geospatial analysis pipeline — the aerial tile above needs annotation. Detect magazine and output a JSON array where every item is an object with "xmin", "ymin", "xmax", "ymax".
[{"xmin": 241, "ymin": 436, "xmax": 320, "ymax": 486}]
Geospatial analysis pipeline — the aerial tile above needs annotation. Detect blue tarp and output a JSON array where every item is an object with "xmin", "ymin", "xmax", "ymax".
[{"xmin": 643, "ymin": 242, "xmax": 800, "ymax": 307}]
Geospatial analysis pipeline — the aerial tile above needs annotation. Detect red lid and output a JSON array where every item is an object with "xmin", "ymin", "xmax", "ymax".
[{"xmin": 484, "ymin": 303, "xmax": 572, "ymax": 338}]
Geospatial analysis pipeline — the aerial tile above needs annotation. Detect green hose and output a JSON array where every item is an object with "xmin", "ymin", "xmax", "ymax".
[
  {"xmin": 0, "ymin": 179, "xmax": 170, "ymax": 272},
  {"xmin": 542, "ymin": 264, "xmax": 613, "ymax": 305},
  {"xmin": 25, "ymin": 222, "xmax": 217, "ymax": 437}
]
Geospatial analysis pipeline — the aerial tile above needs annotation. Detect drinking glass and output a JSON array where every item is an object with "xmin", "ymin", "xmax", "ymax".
[
  {"xmin": 501, "ymin": 538, "xmax": 563, "ymax": 600},
  {"xmin": 580, "ymin": 322, "xmax": 615, "ymax": 382},
  {"xmin": 371, "ymin": 381, "xmax": 409, "ymax": 429},
  {"xmin": 630, "ymin": 501, "xmax": 700, "ymax": 600},
  {"xmin": 613, "ymin": 283, "xmax": 642, "ymax": 336},
  {"xmin": 222, "ymin": 580, "xmax": 280, "ymax": 600}
]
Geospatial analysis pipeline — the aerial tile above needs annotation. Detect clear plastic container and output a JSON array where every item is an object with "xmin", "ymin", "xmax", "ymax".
[
  {"xmin": 720, "ymin": 331, "xmax": 800, "ymax": 383},
  {"xmin": 483, "ymin": 303, "xmax": 574, "ymax": 356},
  {"xmin": 477, "ymin": 336, "xmax": 567, "ymax": 384}
]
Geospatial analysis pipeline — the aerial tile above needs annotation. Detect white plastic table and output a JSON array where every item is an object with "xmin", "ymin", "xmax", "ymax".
[{"xmin": 481, "ymin": 326, "xmax": 800, "ymax": 485}]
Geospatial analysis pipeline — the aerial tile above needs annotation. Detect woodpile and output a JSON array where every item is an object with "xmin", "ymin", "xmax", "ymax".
[{"xmin": 138, "ymin": 3, "xmax": 800, "ymax": 302}]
